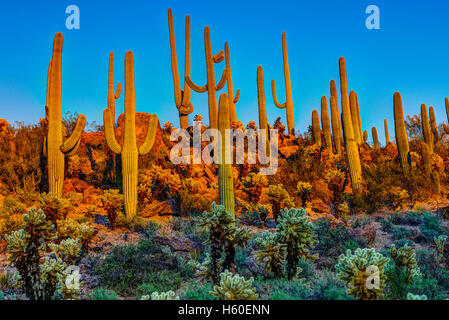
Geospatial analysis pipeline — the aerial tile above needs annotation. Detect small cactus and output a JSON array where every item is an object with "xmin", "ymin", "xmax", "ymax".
[
  {"xmin": 384, "ymin": 118, "xmax": 390, "ymax": 145},
  {"xmin": 372, "ymin": 126, "xmax": 379, "ymax": 149},
  {"xmin": 210, "ymin": 270, "xmax": 258, "ymax": 300}
]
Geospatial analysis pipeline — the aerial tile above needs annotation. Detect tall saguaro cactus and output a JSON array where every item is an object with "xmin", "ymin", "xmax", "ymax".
[
  {"xmin": 421, "ymin": 104, "xmax": 434, "ymax": 153},
  {"xmin": 271, "ymin": 31, "xmax": 295, "ymax": 135},
  {"xmin": 384, "ymin": 119, "xmax": 390, "ymax": 145},
  {"xmin": 330, "ymin": 95, "xmax": 342, "ymax": 154},
  {"xmin": 339, "ymin": 57, "xmax": 362, "ymax": 194},
  {"xmin": 312, "ymin": 110, "xmax": 321, "ymax": 146},
  {"xmin": 330, "ymin": 80, "xmax": 343, "ymax": 146},
  {"xmin": 104, "ymin": 51, "xmax": 159, "ymax": 218},
  {"xmin": 186, "ymin": 26, "xmax": 227, "ymax": 129},
  {"xmin": 393, "ymin": 92, "xmax": 410, "ymax": 172},
  {"xmin": 218, "ymin": 93, "xmax": 235, "ymax": 217},
  {"xmin": 321, "ymin": 96, "xmax": 333, "ymax": 154},
  {"xmin": 355, "ymin": 92, "xmax": 363, "ymax": 141},
  {"xmin": 106, "ymin": 52, "xmax": 123, "ymax": 191},
  {"xmin": 257, "ymin": 66, "xmax": 270, "ymax": 157},
  {"xmin": 168, "ymin": 8, "xmax": 194, "ymax": 129},
  {"xmin": 429, "ymin": 106, "xmax": 438, "ymax": 144},
  {"xmin": 372, "ymin": 127, "xmax": 379, "ymax": 150},
  {"xmin": 44, "ymin": 33, "xmax": 86, "ymax": 197},
  {"xmin": 445, "ymin": 97, "xmax": 449, "ymax": 124},
  {"xmin": 225, "ymin": 42, "xmax": 240, "ymax": 123},
  {"xmin": 349, "ymin": 91, "xmax": 362, "ymax": 143}
]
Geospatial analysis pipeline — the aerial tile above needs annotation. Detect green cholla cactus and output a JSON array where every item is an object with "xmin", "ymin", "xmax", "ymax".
[
  {"xmin": 266, "ymin": 184, "xmax": 294, "ymax": 222},
  {"xmin": 434, "ymin": 235, "xmax": 447, "ymax": 265},
  {"xmin": 253, "ymin": 232, "xmax": 283, "ymax": 277},
  {"xmin": 386, "ymin": 244, "xmax": 422, "ymax": 299},
  {"xmin": 210, "ymin": 270, "xmax": 258, "ymax": 300},
  {"xmin": 336, "ymin": 248, "xmax": 389, "ymax": 300},
  {"xmin": 277, "ymin": 208, "xmax": 317, "ymax": 280},
  {"xmin": 49, "ymin": 238, "xmax": 81, "ymax": 265},
  {"xmin": 241, "ymin": 172, "xmax": 268, "ymax": 204},
  {"xmin": 296, "ymin": 181, "xmax": 312, "ymax": 207},
  {"xmin": 57, "ymin": 219, "xmax": 95, "ymax": 255},
  {"xmin": 40, "ymin": 257, "xmax": 66, "ymax": 300},
  {"xmin": 199, "ymin": 203, "xmax": 251, "ymax": 283},
  {"xmin": 406, "ymin": 293, "xmax": 428, "ymax": 300},
  {"xmin": 146, "ymin": 290, "xmax": 180, "ymax": 300}
]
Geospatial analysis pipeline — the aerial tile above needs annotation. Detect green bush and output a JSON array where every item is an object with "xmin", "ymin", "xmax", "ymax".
[{"xmin": 89, "ymin": 288, "xmax": 119, "ymax": 300}]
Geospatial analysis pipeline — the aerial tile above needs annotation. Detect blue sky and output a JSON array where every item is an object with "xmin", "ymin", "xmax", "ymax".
[{"xmin": 0, "ymin": 0, "xmax": 449, "ymax": 143}]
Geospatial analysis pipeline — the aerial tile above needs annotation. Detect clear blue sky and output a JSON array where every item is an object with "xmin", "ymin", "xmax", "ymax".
[{"xmin": 1, "ymin": 0, "xmax": 449, "ymax": 144}]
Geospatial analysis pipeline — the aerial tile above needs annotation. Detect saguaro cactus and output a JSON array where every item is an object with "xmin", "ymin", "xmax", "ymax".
[
  {"xmin": 421, "ymin": 104, "xmax": 434, "ymax": 153},
  {"xmin": 393, "ymin": 92, "xmax": 410, "ymax": 172},
  {"xmin": 271, "ymin": 31, "xmax": 295, "ymax": 135},
  {"xmin": 321, "ymin": 96, "xmax": 333, "ymax": 154},
  {"xmin": 45, "ymin": 33, "xmax": 86, "ymax": 197},
  {"xmin": 186, "ymin": 26, "xmax": 227, "ymax": 129},
  {"xmin": 168, "ymin": 9, "xmax": 194, "ymax": 129},
  {"xmin": 106, "ymin": 52, "xmax": 123, "ymax": 191},
  {"xmin": 349, "ymin": 91, "xmax": 362, "ymax": 143},
  {"xmin": 339, "ymin": 57, "xmax": 362, "ymax": 194},
  {"xmin": 372, "ymin": 127, "xmax": 379, "ymax": 150},
  {"xmin": 445, "ymin": 97, "xmax": 449, "ymax": 124},
  {"xmin": 218, "ymin": 93, "xmax": 235, "ymax": 217},
  {"xmin": 384, "ymin": 119, "xmax": 390, "ymax": 145},
  {"xmin": 355, "ymin": 92, "xmax": 363, "ymax": 141},
  {"xmin": 225, "ymin": 42, "xmax": 240, "ymax": 123},
  {"xmin": 257, "ymin": 66, "xmax": 270, "ymax": 156},
  {"xmin": 312, "ymin": 110, "xmax": 321, "ymax": 146},
  {"xmin": 330, "ymin": 95, "xmax": 342, "ymax": 154},
  {"xmin": 363, "ymin": 130, "xmax": 368, "ymax": 142},
  {"xmin": 429, "ymin": 106, "xmax": 438, "ymax": 144},
  {"xmin": 330, "ymin": 80, "xmax": 344, "ymax": 146},
  {"xmin": 104, "ymin": 51, "xmax": 158, "ymax": 218}
]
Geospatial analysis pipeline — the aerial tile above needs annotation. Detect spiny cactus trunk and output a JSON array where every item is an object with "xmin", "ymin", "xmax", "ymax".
[
  {"xmin": 393, "ymin": 92, "xmax": 410, "ymax": 172},
  {"xmin": 421, "ymin": 103, "xmax": 434, "ymax": 153},
  {"xmin": 429, "ymin": 106, "xmax": 438, "ymax": 144},
  {"xmin": 339, "ymin": 57, "xmax": 362, "ymax": 194},
  {"xmin": 384, "ymin": 119, "xmax": 390, "ymax": 145},
  {"xmin": 168, "ymin": 9, "xmax": 193, "ymax": 129},
  {"xmin": 349, "ymin": 91, "xmax": 362, "ymax": 144},
  {"xmin": 321, "ymin": 96, "xmax": 333, "ymax": 154},
  {"xmin": 422, "ymin": 142, "xmax": 431, "ymax": 177},
  {"xmin": 312, "ymin": 110, "xmax": 321, "ymax": 146},
  {"xmin": 330, "ymin": 80, "xmax": 344, "ymax": 147},
  {"xmin": 355, "ymin": 92, "xmax": 363, "ymax": 142},
  {"xmin": 257, "ymin": 66, "xmax": 270, "ymax": 157},
  {"xmin": 225, "ymin": 42, "xmax": 239, "ymax": 123},
  {"xmin": 330, "ymin": 95, "xmax": 342, "ymax": 154},
  {"xmin": 46, "ymin": 33, "xmax": 86, "ymax": 198},
  {"xmin": 272, "ymin": 32, "xmax": 294, "ymax": 135},
  {"xmin": 372, "ymin": 127, "xmax": 379, "ymax": 149},
  {"xmin": 218, "ymin": 93, "xmax": 235, "ymax": 218}
]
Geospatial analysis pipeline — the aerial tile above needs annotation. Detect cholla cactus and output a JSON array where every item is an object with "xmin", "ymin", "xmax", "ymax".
[
  {"xmin": 266, "ymin": 184, "xmax": 294, "ymax": 221},
  {"xmin": 141, "ymin": 291, "xmax": 180, "ymax": 300},
  {"xmin": 253, "ymin": 232, "xmax": 283, "ymax": 277},
  {"xmin": 336, "ymin": 248, "xmax": 389, "ymax": 300},
  {"xmin": 241, "ymin": 173, "xmax": 268, "ymax": 204},
  {"xmin": 40, "ymin": 257, "xmax": 66, "ymax": 300},
  {"xmin": 434, "ymin": 235, "xmax": 447, "ymax": 266},
  {"xmin": 386, "ymin": 244, "xmax": 422, "ymax": 299},
  {"xmin": 407, "ymin": 293, "xmax": 427, "ymax": 300},
  {"xmin": 57, "ymin": 219, "xmax": 95, "ymax": 255},
  {"xmin": 296, "ymin": 181, "xmax": 312, "ymax": 207},
  {"xmin": 277, "ymin": 208, "xmax": 317, "ymax": 280},
  {"xmin": 49, "ymin": 238, "xmax": 81, "ymax": 265},
  {"xmin": 210, "ymin": 270, "xmax": 258, "ymax": 300}
]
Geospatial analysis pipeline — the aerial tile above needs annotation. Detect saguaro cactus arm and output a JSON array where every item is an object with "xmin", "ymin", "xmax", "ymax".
[
  {"xmin": 215, "ymin": 68, "xmax": 228, "ymax": 91},
  {"xmin": 213, "ymin": 51, "xmax": 225, "ymax": 63},
  {"xmin": 103, "ymin": 108, "xmax": 122, "ymax": 154},
  {"xmin": 65, "ymin": 137, "xmax": 82, "ymax": 157},
  {"xmin": 107, "ymin": 52, "xmax": 122, "ymax": 122},
  {"xmin": 185, "ymin": 76, "xmax": 207, "ymax": 93},
  {"xmin": 60, "ymin": 114, "xmax": 87, "ymax": 153},
  {"xmin": 271, "ymin": 80, "xmax": 286, "ymax": 109},
  {"xmin": 234, "ymin": 89, "xmax": 240, "ymax": 103},
  {"xmin": 138, "ymin": 114, "xmax": 159, "ymax": 155}
]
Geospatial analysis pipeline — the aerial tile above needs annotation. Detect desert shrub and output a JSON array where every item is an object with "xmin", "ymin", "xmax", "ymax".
[
  {"xmin": 89, "ymin": 288, "xmax": 119, "ymax": 300},
  {"xmin": 141, "ymin": 290, "xmax": 179, "ymax": 300},
  {"xmin": 253, "ymin": 277, "xmax": 312, "ymax": 300},
  {"xmin": 296, "ymin": 181, "xmax": 312, "ymax": 207},
  {"xmin": 266, "ymin": 184, "xmax": 294, "ymax": 221},
  {"xmin": 336, "ymin": 248, "xmax": 389, "ymax": 300},
  {"xmin": 136, "ymin": 270, "xmax": 183, "ymax": 298},
  {"xmin": 241, "ymin": 173, "xmax": 268, "ymax": 204},
  {"xmin": 311, "ymin": 271, "xmax": 354, "ymax": 300},
  {"xmin": 210, "ymin": 270, "xmax": 258, "ymax": 300},
  {"xmin": 101, "ymin": 189, "xmax": 124, "ymax": 229},
  {"xmin": 277, "ymin": 208, "xmax": 317, "ymax": 280},
  {"xmin": 385, "ymin": 244, "xmax": 422, "ymax": 299},
  {"xmin": 387, "ymin": 187, "xmax": 409, "ymax": 210},
  {"xmin": 324, "ymin": 169, "xmax": 347, "ymax": 210},
  {"xmin": 168, "ymin": 188, "xmax": 210, "ymax": 217},
  {"xmin": 1, "ymin": 196, "xmax": 26, "ymax": 215},
  {"xmin": 178, "ymin": 280, "xmax": 216, "ymax": 300},
  {"xmin": 37, "ymin": 193, "xmax": 70, "ymax": 226}
]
